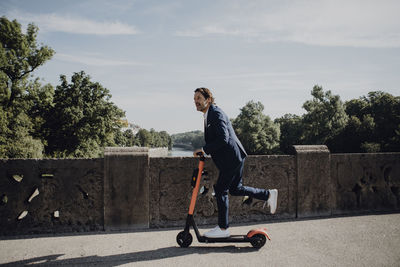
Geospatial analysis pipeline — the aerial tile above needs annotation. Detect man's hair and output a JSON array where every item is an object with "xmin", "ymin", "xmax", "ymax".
[{"xmin": 194, "ymin": 87, "xmax": 215, "ymax": 104}]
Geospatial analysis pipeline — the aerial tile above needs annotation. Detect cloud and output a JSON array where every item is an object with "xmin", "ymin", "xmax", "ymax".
[
  {"xmin": 176, "ymin": 0, "xmax": 400, "ymax": 48},
  {"xmin": 7, "ymin": 11, "xmax": 138, "ymax": 35},
  {"xmin": 55, "ymin": 53, "xmax": 148, "ymax": 67}
]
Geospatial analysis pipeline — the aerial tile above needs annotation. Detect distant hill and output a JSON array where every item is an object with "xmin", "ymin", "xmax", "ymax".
[{"xmin": 171, "ymin": 130, "xmax": 205, "ymax": 150}]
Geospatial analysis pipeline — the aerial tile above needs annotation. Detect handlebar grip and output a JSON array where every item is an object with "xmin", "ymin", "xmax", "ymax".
[{"xmin": 196, "ymin": 151, "xmax": 205, "ymax": 161}]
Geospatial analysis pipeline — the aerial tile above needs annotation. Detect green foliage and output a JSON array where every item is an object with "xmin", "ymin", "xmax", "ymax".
[
  {"xmin": 277, "ymin": 87, "xmax": 399, "ymax": 153},
  {"xmin": 45, "ymin": 71, "xmax": 125, "ymax": 158},
  {"xmin": 0, "ymin": 17, "xmax": 172, "ymax": 159},
  {"xmin": 133, "ymin": 128, "xmax": 172, "ymax": 149},
  {"xmin": 274, "ymin": 114, "xmax": 303, "ymax": 154},
  {"xmin": 114, "ymin": 129, "xmax": 137, "ymax": 147},
  {"xmin": 24, "ymin": 79, "xmax": 55, "ymax": 145},
  {"xmin": 135, "ymin": 128, "xmax": 152, "ymax": 147},
  {"xmin": 232, "ymin": 101, "xmax": 280, "ymax": 154},
  {"xmin": 330, "ymin": 91, "xmax": 400, "ymax": 152},
  {"xmin": 0, "ymin": 17, "xmax": 54, "ymax": 107},
  {"xmin": 365, "ymin": 91, "xmax": 400, "ymax": 152},
  {"xmin": 0, "ymin": 17, "xmax": 54, "ymax": 158},
  {"xmin": 171, "ymin": 130, "xmax": 204, "ymax": 150},
  {"xmin": 157, "ymin": 130, "xmax": 173, "ymax": 149},
  {"xmin": 360, "ymin": 142, "xmax": 381, "ymax": 153},
  {"xmin": 0, "ymin": 105, "xmax": 43, "ymax": 158},
  {"xmin": 302, "ymin": 85, "xmax": 348, "ymax": 145}
]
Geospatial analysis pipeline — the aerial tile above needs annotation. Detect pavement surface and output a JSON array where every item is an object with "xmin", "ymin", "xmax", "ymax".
[{"xmin": 0, "ymin": 213, "xmax": 399, "ymax": 267}]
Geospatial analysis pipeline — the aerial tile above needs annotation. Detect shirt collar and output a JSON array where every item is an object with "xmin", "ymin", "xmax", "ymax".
[{"xmin": 204, "ymin": 105, "xmax": 210, "ymax": 120}]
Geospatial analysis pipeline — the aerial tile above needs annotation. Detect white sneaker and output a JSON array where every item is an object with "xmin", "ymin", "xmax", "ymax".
[
  {"xmin": 204, "ymin": 226, "xmax": 230, "ymax": 238},
  {"xmin": 267, "ymin": 189, "xmax": 278, "ymax": 214}
]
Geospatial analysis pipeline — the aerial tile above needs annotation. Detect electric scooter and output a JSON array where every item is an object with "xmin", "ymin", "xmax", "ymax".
[{"xmin": 176, "ymin": 152, "xmax": 271, "ymax": 249}]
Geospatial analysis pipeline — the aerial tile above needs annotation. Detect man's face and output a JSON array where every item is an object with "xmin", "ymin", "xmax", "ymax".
[{"xmin": 194, "ymin": 92, "xmax": 210, "ymax": 113}]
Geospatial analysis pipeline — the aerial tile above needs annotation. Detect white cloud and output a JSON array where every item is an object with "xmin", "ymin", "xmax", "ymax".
[
  {"xmin": 176, "ymin": 0, "xmax": 400, "ymax": 48},
  {"xmin": 55, "ymin": 53, "xmax": 149, "ymax": 67},
  {"xmin": 7, "ymin": 11, "xmax": 138, "ymax": 35}
]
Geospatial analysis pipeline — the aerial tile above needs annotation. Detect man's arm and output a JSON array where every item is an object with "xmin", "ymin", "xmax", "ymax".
[{"xmin": 202, "ymin": 111, "xmax": 230, "ymax": 155}]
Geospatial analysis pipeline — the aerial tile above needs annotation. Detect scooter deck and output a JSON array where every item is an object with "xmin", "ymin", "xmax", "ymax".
[{"xmin": 199, "ymin": 235, "xmax": 252, "ymax": 243}]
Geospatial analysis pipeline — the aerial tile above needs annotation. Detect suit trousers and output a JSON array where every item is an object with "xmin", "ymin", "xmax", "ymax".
[{"xmin": 213, "ymin": 159, "xmax": 270, "ymax": 229}]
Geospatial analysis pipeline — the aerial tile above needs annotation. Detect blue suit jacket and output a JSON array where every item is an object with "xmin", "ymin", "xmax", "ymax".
[{"xmin": 203, "ymin": 104, "xmax": 247, "ymax": 172}]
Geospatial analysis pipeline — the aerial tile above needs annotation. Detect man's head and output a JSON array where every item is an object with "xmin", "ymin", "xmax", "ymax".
[{"xmin": 194, "ymin": 87, "xmax": 214, "ymax": 113}]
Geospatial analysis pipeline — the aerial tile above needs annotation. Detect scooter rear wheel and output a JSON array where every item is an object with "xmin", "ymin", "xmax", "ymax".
[
  {"xmin": 177, "ymin": 231, "xmax": 193, "ymax": 248},
  {"xmin": 250, "ymin": 234, "xmax": 266, "ymax": 249}
]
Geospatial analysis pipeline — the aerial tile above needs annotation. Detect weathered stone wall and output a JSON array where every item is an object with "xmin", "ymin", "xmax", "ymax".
[
  {"xmin": 331, "ymin": 153, "xmax": 400, "ymax": 214},
  {"xmin": 0, "ymin": 159, "xmax": 104, "ymax": 235},
  {"xmin": 1, "ymin": 147, "xmax": 399, "ymax": 236},
  {"xmin": 149, "ymin": 149, "xmax": 400, "ymax": 227},
  {"xmin": 104, "ymin": 148, "xmax": 150, "ymax": 230},
  {"xmin": 294, "ymin": 145, "xmax": 332, "ymax": 218},
  {"xmin": 149, "ymin": 155, "xmax": 296, "ymax": 228}
]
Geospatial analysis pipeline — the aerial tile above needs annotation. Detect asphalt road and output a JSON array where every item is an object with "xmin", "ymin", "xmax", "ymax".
[{"xmin": 1, "ymin": 213, "xmax": 399, "ymax": 266}]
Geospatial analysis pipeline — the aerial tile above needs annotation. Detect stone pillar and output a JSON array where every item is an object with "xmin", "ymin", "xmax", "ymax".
[
  {"xmin": 293, "ymin": 145, "xmax": 332, "ymax": 218},
  {"xmin": 104, "ymin": 147, "xmax": 150, "ymax": 230}
]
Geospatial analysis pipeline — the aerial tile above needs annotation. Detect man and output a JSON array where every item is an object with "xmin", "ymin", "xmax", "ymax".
[{"xmin": 193, "ymin": 87, "xmax": 278, "ymax": 238}]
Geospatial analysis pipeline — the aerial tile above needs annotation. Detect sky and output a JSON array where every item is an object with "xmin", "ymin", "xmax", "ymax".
[{"xmin": 2, "ymin": 0, "xmax": 400, "ymax": 134}]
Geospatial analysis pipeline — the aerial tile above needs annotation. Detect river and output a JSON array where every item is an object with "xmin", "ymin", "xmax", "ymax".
[{"xmin": 168, "ymin": 147, "xmax": 194, "ymax": 157}]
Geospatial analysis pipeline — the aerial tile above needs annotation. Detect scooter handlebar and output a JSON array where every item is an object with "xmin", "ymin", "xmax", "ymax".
[{"xmin": 196, "ymin": 151, "xmax": 205, "ymax": 161}]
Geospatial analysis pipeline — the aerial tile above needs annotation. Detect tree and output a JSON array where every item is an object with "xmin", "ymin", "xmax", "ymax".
[
  {"xmin": 332, "ymin": 91, "xmax": 400, "ymax": 152},
  {"xmin": 302, "ymin": 85, "xmax": 348, "ymax": 145},
  {"xmin": 114, "ymin": 129, "xmax": 137, "ymax": 147},
  {"xmin": 158, "ymin": 130, "xmax": 173, "ymax": 149},
  {"xmin": 0, "ymin": 104, "xmax": 44, "ymax": 158},
  {"xmin": 134, "ymin": 128, "xmax": 172, "ymax": 149},
  {"xmin": 24, "ymin": 79, "xmax": 55, "ymax": 145},
  {"xmin": 150, "ymin": 128, "xmax": 161, "ymax": 147},
  {"xmin": 275, "ymin": 114, "xmax": 304, "ymax": 154},
  {"xmin": 45, "ymin": 71, "xmax": 125, "ymax": 158},
  {"xmin": 232, "ymin": 101, "xmax": 280, "ymax": 154},
  {"xmin": 0, "ymin": 17, "xmax": 54, "ymax": 107},
  {"xmin": 135, "ymin": 128, "xmax": 152, "ymax": 147},
  {"xmin": 0, "ymin": 17, "xmax": 54, "ymax": 158},
  {"xmin": 367, "ymin": 91, "xmax": 400, "ymax": 152}
]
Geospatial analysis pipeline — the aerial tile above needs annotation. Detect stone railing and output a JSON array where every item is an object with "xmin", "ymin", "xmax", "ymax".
[
  {"xmin": 0, "ymin": 158, "xmax": 104, "ymax": 235},
  {"xmin": 0, "ymin": 146, "xmax": 399, "ymax": 236}
]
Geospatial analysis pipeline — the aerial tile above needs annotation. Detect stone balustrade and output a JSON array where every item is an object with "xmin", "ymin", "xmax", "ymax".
[{"xmin": 0, "ymin": 146, "xmax": 399, "ymax": 236}]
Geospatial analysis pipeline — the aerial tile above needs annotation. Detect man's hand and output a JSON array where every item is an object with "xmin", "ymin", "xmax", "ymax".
[{"xmin": 193, "ymin": 149, "xmax": 204, "ymax": 157}]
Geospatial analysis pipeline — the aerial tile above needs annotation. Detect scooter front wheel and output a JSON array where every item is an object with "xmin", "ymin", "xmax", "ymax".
[
  {"xmin": 177, "ymin": 231, "xmax": 193, "ymax": 248},
  {"xmin": 250, "ymin": 234, "xmax": 266, "ymax": 249}
]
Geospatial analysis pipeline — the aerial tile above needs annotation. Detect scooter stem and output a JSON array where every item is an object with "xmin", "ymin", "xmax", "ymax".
[{"xmin": 188, "ymin": 156, "xmax": 205, "ymax": 215}]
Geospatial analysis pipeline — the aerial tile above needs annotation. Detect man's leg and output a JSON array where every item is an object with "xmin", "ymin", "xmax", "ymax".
[
  {"xmin": 213, "ymin": 160, "xmax": 268, "ymax": 229},
  {"xmin": 203, "ymin": 169, "xmax": 233, "ymax": 237},
  {"xmin": 229, "ymin": 159, "xmax": 269, "ymax": 201},
  {"xmin": 214, "ymin": 185, "xmax": 229, "ymax": 229},
  {"xmin": 214, "ymin": 170, "xmax": 233, "ymax": 229},
  {"xmin": 208, "ymin": 161, "xmax": 277, "ymax": 238}
]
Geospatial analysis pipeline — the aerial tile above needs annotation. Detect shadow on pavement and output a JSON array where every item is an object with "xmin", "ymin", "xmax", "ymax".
[{"xmin": 0, "ymin": 245, "xmax": 258, "ymax": 266}]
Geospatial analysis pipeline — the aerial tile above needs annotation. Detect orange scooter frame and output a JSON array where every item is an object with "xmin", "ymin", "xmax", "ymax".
[{"xmin": 176, "ymin": 153, "xmax": 270, "ymax": 249}]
